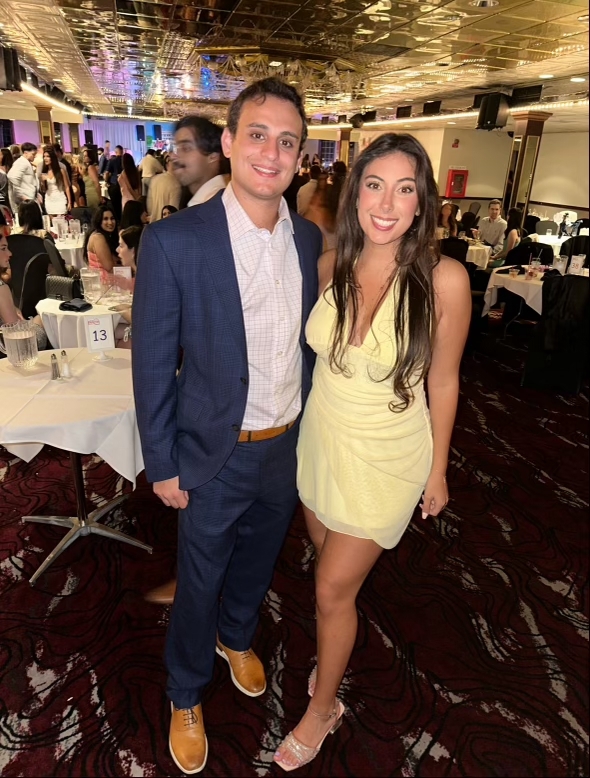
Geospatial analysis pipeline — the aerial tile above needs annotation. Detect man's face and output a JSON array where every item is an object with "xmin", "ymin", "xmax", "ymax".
[
  {"xmin": 489, "ymin": 203, "xmax": 501, "ymax": 221},
  {"xmin": 172, "ymin": 127, "xmax": 216, "ymax": 188},
  {"xmin": 105, "ymin": 143, "xmax": 110, "ymax": 154},
  {"xmin": 221, "ymin": 95, "xmax": 303, "ymax": 204},
  {"xmin": 23, "ymin": 149, "xmax": 36, "ymax": 163},
  {"xmin": 115, "ymin": 147, "xmax": 123, "ymax": 157}
]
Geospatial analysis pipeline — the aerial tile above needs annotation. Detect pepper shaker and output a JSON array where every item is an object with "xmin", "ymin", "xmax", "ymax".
[{"xmin": 50, "ymin": 353, "xmax": 61, "ymax": 380}]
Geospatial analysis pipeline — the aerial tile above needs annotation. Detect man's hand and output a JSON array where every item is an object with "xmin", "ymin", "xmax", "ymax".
[{"xmin": 153, "ymin": 477, "xmax": 189, "ymax": 510}]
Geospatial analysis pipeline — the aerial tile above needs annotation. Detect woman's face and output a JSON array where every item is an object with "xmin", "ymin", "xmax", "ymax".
[
  {"xmin": 117, "ymin": 236, "xmax": 135, "ymax": 267},
  {"xmin": 83, "ymin": 150, "xmax": 89, "ymax": 164},
  {"xmin": 162, "ymin": 207, "xmax": 172, "ymax": 218},
  {"xmin": 357, "ymin": 152, "xmax": 419, "ymax": 249},
  {"xmin": 43, "ymin": 152, "xmax": 51, "ymax": 167},
  {"xmin": 0, "ymin": 236, "xmax": 12, "ymax": 269},
  {"xmin": 101, "ymin": 211, "xmax": 116, "ymax": 233},
  {"xmin": 441, "ymin": 204, "xmax": 452, "ymax": 220},
  {"xmin": 141, "ymin": 210, "xmax": 150, "ymax": 224}
]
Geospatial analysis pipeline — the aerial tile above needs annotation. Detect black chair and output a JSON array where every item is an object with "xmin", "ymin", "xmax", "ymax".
[
  {"xmin": 70, "ymin": 206, "xmax": 93, "ymax": 226},
  {"xmin": 440, "ymin": 237, "xmax": 468, "ymax": 266},
  {"xmin": 7, "ymin": 234, "xmax": 51, "ymax": 311},
  {"xmin": 572, "ymin": 218, "xmax": 589, "ymax": 236},
  {"xmin": 524, "ymin": 214, "xmax": 540, "ymax": 236},
  {"xmin": 43, "ymin": 239, "xmax": 68, "ymax": 276},
  {"xmin": 505, "ymin": 241, "xmax": 554, "ymax": 266},
  {"xmin": 536, "ymin": 219, "xmax": 559, "ymax": 235},
  {"xmin": 522, "ymin": 274, "xmax": 589, "ymax": 393},
  {"xmin": 459, "ymin": 212, "xmax": 478, "ymax": 235},
  {"xmin": 468, "ymin": 202, "xmax": 481, "ymax": 216},
  {"xmin": 19, "ymin": 252, "xmax": 52, "ymax": 320},
  {"xmin": 559, "ymin": 236, "xmax": 589, "ymax": 267}
]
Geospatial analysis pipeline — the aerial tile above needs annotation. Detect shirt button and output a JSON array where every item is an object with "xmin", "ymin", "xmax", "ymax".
[
  {"xmin": 240, "ymin": 377, "xmax": 248, "ymax": 385},
  {"xmin": 277, "ymin": 351, "xmax": 283, "ymax": 357},
  {"xmin": 275, "ymin": 280, "xmax": 281, "ymax": 286},
  {"xmin": 231, "ymin": 424, "xmax": 240, "ymax": 432}
]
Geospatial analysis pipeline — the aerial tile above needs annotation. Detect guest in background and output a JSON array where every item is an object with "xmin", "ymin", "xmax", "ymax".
[
  {"xmin": 438, "ymin": 202, "xmax": 458, "ymax": 238},
  {"xmin": 9, "ymin": 144, "xmax": 21, "ymax": 162},
  {"xmin": 82, "ymin": 148, "xmax": 102, "ymax": 209},
  {"xmin": 139, "ymin": 149, "xmax": 164, "ymax": 196},
  {"xmin": 312, "ymin": 152, "xmax": 321, "ymax": 167},
  {"xmin": 98, "ymin": 141, "xmax": 111, "ymax": 176},
  {"xmin": 7, "ymin": 143, "xmax": 40, "ymax": 212},
  {"xmin": 297, "ymin": 164, "xmax": 321, "ymax": 216},
  {"xmin": 489, "ymin": 207, "xmax": 522, "ymax": 268},
  {"xmin": 71, "ymin": 164, "xmax": 86, "ymax": 207},
  {"xmin": 17, "ymin": 200, "xmax": 52, "ymax": 241},
  {"xmin": 54, "ymin": 144, "xmax": 74, "ymax": 204},
  {"xmin": 172, "ymin": 115, "xmax": 229, "ymax": 207},
  {"xmin": 105, "ymin": 145, "xmax": 124, "ymax": 219},
  {"xmin": 303, "ymin": 172, "xmax": 339, "ymax": 251},
  {"xmin": 0, "ymin": 235, "xmax": 48, "ymax": 348},
  {"xmin": 120, "ymin": 199, "xmax": 149, "ymax": 230},
  {"xmin": 476, "ymin": 199, "xmax": 507, "ymax": 253},
  {"xmin": 458, "ymin": 211, "xmax": 477, "ymax": 236},
  {"xmin": 162, "ymin": 204, "xmax": 178, "ymax": 219},
  {"xmin": 119, "ymin": 153, "xmax": 142, "ymax": 209},
  {"xmin": 40, "ymin": 146, "xmax": 71, "ymax": 216},
  {"xmin": 332, "ymin": 159, "xmax": 347, "ymax": 183},
  {"xmin": 301, "ymin": 153, "xmax": 310, "ymax": 172},
  {"xmin": 113, "ymin": 225, "xmax": 142, "ymax": 348},
  {"xmin": 85, "ymin": 204, "xmax": 119, "ymax": 278},
  {"xmin": 147, "ymin": 155, "xmax": 181, "ymax": 223},
  {"xmin": 0, "ymin": 148, "xmax": 12, "ymax": 210}
]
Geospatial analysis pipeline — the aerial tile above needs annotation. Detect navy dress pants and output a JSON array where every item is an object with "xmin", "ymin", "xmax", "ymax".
[{"xmin": 165, "ymin": 424, "xmax": 299, "ymax": 708}]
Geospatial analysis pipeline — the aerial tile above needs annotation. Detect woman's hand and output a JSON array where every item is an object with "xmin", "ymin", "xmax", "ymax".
[{"xmin": 420, "ymin": 471, "xmax": 448, "ymax": 519}]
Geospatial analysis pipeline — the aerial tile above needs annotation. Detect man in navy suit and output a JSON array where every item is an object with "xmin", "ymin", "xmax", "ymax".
[{"xmin": 132, "ymin": 78, "xmax": 322, "ymax": 774}]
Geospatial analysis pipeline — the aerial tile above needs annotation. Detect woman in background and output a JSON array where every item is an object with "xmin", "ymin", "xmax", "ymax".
[
  {"xmin": 0, "ymin": 148, "xmax": 13, "ymax": 210},
  {"xmin": 0, "ymin": 234, "xmax": 47, "ymax": 348},
  {"xmin": 40, "ymin": 146, "xmax": 71, "ymax": 216},
  {"xmin": 85, "ymin": 204, "xmax": 119, "ymax": 279},
  {"xmin": 438, "ymin": 202, "xmax": 458, "ymax": 238},
  {"xmin": 303, "ymin": 173, "xmax": 341, "ymax": 251},
  {"xmin": 489, "ymin": 207, "xmax": 522, "ymax": 267},
  {"xmin": 161, "ymin": 204, "xmax": 178, "ymax": 219},
  {"xmin": 119, "ymin": 153, "xmax": 141, "ymax": 209},
  {"xmin": 112, "ymin": 225, "xmax": 142, "ymax": 348},
  {"xmin": 9, "ymin": 144, "xmax": 21, "ymax": 162},
  {"xmin": 81, "ymin": 147, "xmax": 102, "ymax": 209},
  {"xmin": 120, "ymin": 200, "xmax": 149, "ymax": 230}
]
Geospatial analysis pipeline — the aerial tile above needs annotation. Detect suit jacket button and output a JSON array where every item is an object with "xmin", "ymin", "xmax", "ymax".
[
  {"xmin": 232, "ymin": 424, "xmax": 240, "ymax": 432},
  {"xmin": 241, "ymin": 377, "xmax": 248, "ymax": 385}
]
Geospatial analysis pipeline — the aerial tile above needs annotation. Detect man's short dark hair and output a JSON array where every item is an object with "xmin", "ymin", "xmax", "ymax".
[
  {"xmin": 174, "ymin": 115, "xmax": 223, "ymax": 155},
  {"xmin": 54, "ymin": 144, "xmax": 62, "ymax": 154},
  {"xmin": 310, "ymin": 164, "xmax": 321, "ymax": 180},
  {"xmin": 146, "ymin": 149, "xmax": 156, "ymax": 156},
  {"xmin": 98, "ymin": 147, "xmax": 104, "ymax": 153},
  {"xmin": 226, "ymin": 77, "xmax": 308, "ymax": 150},
  {"xmin": 21, "ymin": 142, "xmax": 37, "ymax": 153},
  {"xmin": 333, "ymin": 160, "xmax": 347, "ymax": 177},
  {"xmin": 115, "ymin": 145, "xmax": 124, "ymax": 152},
  {"xmin": 489, "ymin": 199, "xmax": 501, "ymax": 208},
  {"xmin": 105, "ymin": 140, "xmax": 110, "ymax": 144}
]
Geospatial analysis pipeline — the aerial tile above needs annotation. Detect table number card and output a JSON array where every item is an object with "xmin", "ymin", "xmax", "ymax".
[
  {"xmin": 85, "ymin": 315, "xmax": 115, "ymax": 358},
  {"xmin": 113, "ymin": 266, "xmax": 132, "ymax": 280}
]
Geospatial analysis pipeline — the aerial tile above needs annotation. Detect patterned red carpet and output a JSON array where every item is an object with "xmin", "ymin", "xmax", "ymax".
[{"xmin": 0, "ymin": 333, "xmax": 588, "ymax": 777}]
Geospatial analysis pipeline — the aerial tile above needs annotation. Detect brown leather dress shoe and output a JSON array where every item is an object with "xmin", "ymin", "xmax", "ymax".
[
  {"xmin": 145, "ymin": 579, "xmax": 177, "ymax": 605},
  {"xmin": 169, "ymin": 702, "xmax": 208, "ymax": 774},
  {"xmin": 215, "ymin": 639, "xmax": 267, "ymax": 697}
]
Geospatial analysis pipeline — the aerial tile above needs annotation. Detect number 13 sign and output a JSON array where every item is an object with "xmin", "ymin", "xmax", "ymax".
[{"xmin": 85, "ymin": 315, "xmax": 115, "ymax": 359}]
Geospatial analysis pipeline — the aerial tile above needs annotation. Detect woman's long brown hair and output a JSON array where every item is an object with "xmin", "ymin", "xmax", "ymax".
[
  {"xmin": 329, "ymin": 133, "xmax": 440, "ymax": 412},
  {"xmin": 42, "ymin": 145, "xmax": 65, "ymax": 192}
]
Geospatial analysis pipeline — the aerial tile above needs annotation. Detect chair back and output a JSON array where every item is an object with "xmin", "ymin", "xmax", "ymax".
[
  {"xmin": 505, "ymin": 241, "xmax": 553, "ymax": 266},
  {"xmin": 459, "ymin": 212, "xmax": 478, "ymax": 234},
  {"xmin": 6, "ymin": 234, "xmax": 49, "ymax": 308},
  {"xmin": 559, "ymin": 236, "xmax": 589, "ymax": 267},
  {"xmin": 467, "ymin": 202, "xmax": 481, "ymax": 216},
  {"xmin": 19, "ymin": 252, "xmax": 51, "ymax": 319},
  {"xmin": 524, "ymin": 214, "xmax": 540, "ymax": 235},
  {"xmin": 536, "ymin": 220, "xmax": 559, "ymax": 235},
  {"xmin": 440, "ymin": 237, "xmax": 468, "ymax": 265},
  {"xmin": 70, "ymin": 206, "xmax": 93, "ymax": 225},
  {"xmin": 43, "ymin": 239, "xmax": 68, "ymax": 276},
  {"xmin": 522, "ymin": 274, "xmax": 589, "ymax": 393}
]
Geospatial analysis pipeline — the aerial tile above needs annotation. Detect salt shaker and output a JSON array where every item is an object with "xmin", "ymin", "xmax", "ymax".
[
  {"xmin": 50, "ymin": 353, "xmax": 61, "ymax": 380},
  {"xmin": 60, "ymin": 350, "xmax": 71, "ymax": 378}
]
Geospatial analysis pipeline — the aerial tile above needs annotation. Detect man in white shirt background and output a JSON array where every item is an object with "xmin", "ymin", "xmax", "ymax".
[
  {"xmin": 296, "ymin": 163, "xmax": 321, "ymax": 216},
  {"xmin": 171, "ymin": 116, "xmax": 229, "ymax": 208},
  {"xmin": 138, "ymin": 149, "xmax": 164, "ymax": 196},
  {"xmin": 476, "ymin": 199, "xmax": 507, "ymax": 253},
  {"xmin": 146, "ymin": 154, "xmax": 182, "ymax": 223},
  {"xmin": 7, "ymin": 142, "xmax": 41, "ymax": 212}
]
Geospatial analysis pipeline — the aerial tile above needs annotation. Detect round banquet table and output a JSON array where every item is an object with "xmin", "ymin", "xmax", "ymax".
[
  {"xmin": 54, "ymin": 235, "xmax": 86, "ymax": 269},
  {"xmin": 0, "ymin": 348, "xmax": 149, "ymax": 585},
  {"xmin": 466, "ymin": 242, "xmax": 492, "ymax": 268},
  {"xmin": 483, "ymin": 268, "xmax": 545, "ymax": 316},
  {"xmin": 36, "ymin": 297, "xmax": 124, "ymax": 349},
  {"xmin": 529, "ymin": 233, "xmax": 570, "ymax": 256}
]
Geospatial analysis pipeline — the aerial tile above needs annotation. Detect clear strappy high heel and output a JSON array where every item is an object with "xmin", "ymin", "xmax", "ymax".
[{"xmin": 273, "ymin": 700, "xmax": 346, "ymax": 772}]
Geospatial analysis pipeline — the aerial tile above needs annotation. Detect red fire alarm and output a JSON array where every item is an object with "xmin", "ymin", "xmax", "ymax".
[{"xmin": 445, "ymin": 168, "xmax": 468, "ymax": 198}]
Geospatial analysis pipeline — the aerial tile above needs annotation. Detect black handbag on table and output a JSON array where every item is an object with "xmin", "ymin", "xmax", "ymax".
[{"xmin": 46, "ymin": 275, "xmax": 82, "ymax": 301}]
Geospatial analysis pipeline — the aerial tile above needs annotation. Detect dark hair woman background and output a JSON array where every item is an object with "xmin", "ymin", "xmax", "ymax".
[
  {"xmin": 41, "ymin": 145, "xmax": 71, "ymax": 216},
  {"xmin": 84, "ymin": 204, "xmax": 119, "ymax": 279},
  {"xmin": 119, "ymin": 153, "xmax": 142, "ymax": 210},
  {"xmin": 0, "ymin": 148, "xmax": 13, "ymax": 210},
  {"xmin": 120, "ymin": 199, "xmax": 149, "ymax": 230},
  {"xmin": 438, "ymin": 202, "xmax": 458, "ymax": 238},
  {"xmin": 489, "ymin": 207, "xmax": 523, "ymax": 267}
]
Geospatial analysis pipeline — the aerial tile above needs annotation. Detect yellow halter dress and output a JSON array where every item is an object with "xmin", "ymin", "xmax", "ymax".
[{"xmin": 297, "ymin": 282, "xmax": 433, "ymax": 549}]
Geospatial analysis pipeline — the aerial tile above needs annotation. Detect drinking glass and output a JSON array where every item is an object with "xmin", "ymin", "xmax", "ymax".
[
  {"xmin": 554, "ymin": 255, "xmax": 568, "ymax": 275},
  {"xmin": 69, "ymin": 220, "xmax": 81, "ymax": 238},
  {"xmin": 0, "ymin": 321, "xmax": 39, "ymax": 368},
  {"xmin": 508, "ymin": 267, "xmax": 519, "ymax": 278},
  {"xmin": 80, "ymin": 268, "xmax": 102, "ymax": 303},
  {"xmin": 546, "ymin": 228, "xmax": 552, "ymax": 236}
]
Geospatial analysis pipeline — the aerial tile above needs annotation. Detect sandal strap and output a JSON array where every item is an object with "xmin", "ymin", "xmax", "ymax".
[
  {"xmin": 280, "ymin": 731, "xmax": 320, "ymax": 763},
  {"xmin": 308, "ymin": 704, "xmax": 337, "ymax": 720}
]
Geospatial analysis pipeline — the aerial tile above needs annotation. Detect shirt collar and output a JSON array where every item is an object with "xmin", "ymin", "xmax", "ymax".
[{"xmin": 222, "ymin": 181, "xmax": 294, "ymax": 238}]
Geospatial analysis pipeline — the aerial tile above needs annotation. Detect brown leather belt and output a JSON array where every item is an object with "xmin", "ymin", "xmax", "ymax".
[{"xmin": 238, "ymin": 419, "xmax": 296, "ymax": 443}]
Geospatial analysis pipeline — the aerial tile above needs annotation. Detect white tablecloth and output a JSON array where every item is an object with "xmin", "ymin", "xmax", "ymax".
[
  {"xmin": 530, "ymin": 233, "xmax": 570, "ymax": 256},
  {"xmin": 0, "ymin": 349, "xmax": 143, "ymax": 485},
  {"xmin": 55, "ymin": 236, "xmax": 86, "ymax": 269},
  {"xmin": 466, "ymin": 243, "xmax": 492, "ymax": 268},
  {"xmin": 36, "ymin": 298, "xmax": 123, "ymax": 349},
  {"xmin": 483, "ymin": 268, "xmax": 545, "ymax": 316}
]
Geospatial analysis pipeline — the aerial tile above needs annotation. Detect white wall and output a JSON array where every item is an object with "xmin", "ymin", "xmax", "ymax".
[
  {"xmin": 530, "ymin": 131, "xmax": 589, "ymax": 209},
  {"xmin": 358, "ymin": 127, "xmax": 446, "ymax": 180},
  {"xmin": 438, "ymin": 129, "xmax": 511, "ymax": 198}
]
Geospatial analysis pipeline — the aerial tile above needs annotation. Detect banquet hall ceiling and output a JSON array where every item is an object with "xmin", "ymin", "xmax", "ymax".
[{"xmin": 0, "ymin": 0, "xmax": 588, "ymax": 118}]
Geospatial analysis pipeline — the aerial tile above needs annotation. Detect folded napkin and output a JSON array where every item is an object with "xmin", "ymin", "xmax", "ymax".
[{"xmin": 59, "ymin": 298, "xmax": 93, "ymax": 312}]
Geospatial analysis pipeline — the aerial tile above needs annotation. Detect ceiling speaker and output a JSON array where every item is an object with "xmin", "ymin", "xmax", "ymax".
[
  {"xmin": 477, "ymin": 93, "xmax": 510, "ymax": 130},
  {"xmin": 423, "ymin": 101, "xmax": 441, "ymax": 116},
  {"xmin": 396, "ymin": 106, "xmax": 412, "ymax": 119}
]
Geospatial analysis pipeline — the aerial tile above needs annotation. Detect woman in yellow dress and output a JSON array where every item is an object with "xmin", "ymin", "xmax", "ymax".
[{"xmin": 274, "ymin": 132, "xmax": 471, "ymax": 771}]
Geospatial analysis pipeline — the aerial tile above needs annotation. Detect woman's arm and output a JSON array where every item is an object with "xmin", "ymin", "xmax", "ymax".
[
  {"xmin": 422, "ymin": 257, "xmax": 471, "ymax": 518},
  {"xmin": 88, "ymin": 165, "xmax": 101, "ymax": 200},
  {"xmin": 0, "ymin": 281, "xmax": 19, "ymax": 324},
  {"xmin": 489, "ymin": 229, "xmax": 517, "ymax": 267},
  {"xmin": 88, "ymin": 233, "xmax": 115, "ymax": 272},
  {"xmin": 62, "ymin": 168, "xmax": 72, "ymax": 211}
]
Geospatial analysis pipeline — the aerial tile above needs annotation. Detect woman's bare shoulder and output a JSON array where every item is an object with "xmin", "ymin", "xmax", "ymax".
[{"xmin": 434, "ymin": 254, "xmax": 470, "ymax": 290}]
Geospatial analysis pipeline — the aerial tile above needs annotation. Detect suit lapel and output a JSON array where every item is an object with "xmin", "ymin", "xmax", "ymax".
[{"xmin": 293, "ymin": 225, "xmax": 316, "ymax": 338}]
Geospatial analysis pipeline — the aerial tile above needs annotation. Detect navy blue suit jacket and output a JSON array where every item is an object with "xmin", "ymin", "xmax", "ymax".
[{"xmin": 132, "ymin": 191, "xmax": 322, "ymax": 491}]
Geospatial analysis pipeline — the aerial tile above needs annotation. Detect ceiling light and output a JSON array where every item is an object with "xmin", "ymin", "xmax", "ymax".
[
  {"xmin": 269, "ymin": 61, "xmax": 283, "ymax": 67},
  {"xmin": 539, "ymin": 74, "xmax": 554, "ymax": 79},
  {"xmin": 447, "ymin": 121, "xmax": 457, "ymax": 124},
  {"xmin": 469, "ymin": 0, "xmax": 499, "ymax": 6},
  {"xmin": 20, "ymin": 83, "xmax": 81, "ymax": 115},
  {"xmin": 16, "ymin": 100, "xmax": 26, "ymax": 103},
  {"xmin": 577, "ymin": 14, "xmax": 589, "ymax": 21},
  {"xmin": 570, "ymin": 77, "xmax": 586, "ymax": 83}
]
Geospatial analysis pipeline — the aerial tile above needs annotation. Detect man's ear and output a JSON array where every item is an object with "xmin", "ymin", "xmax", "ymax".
[
  {"xmin": 221, "ymin": 127, "xmax": 233, "ymax": 159},
  {"xmin": 208, "ymin": 152, "xmax": 221, "ymax": 165}
]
